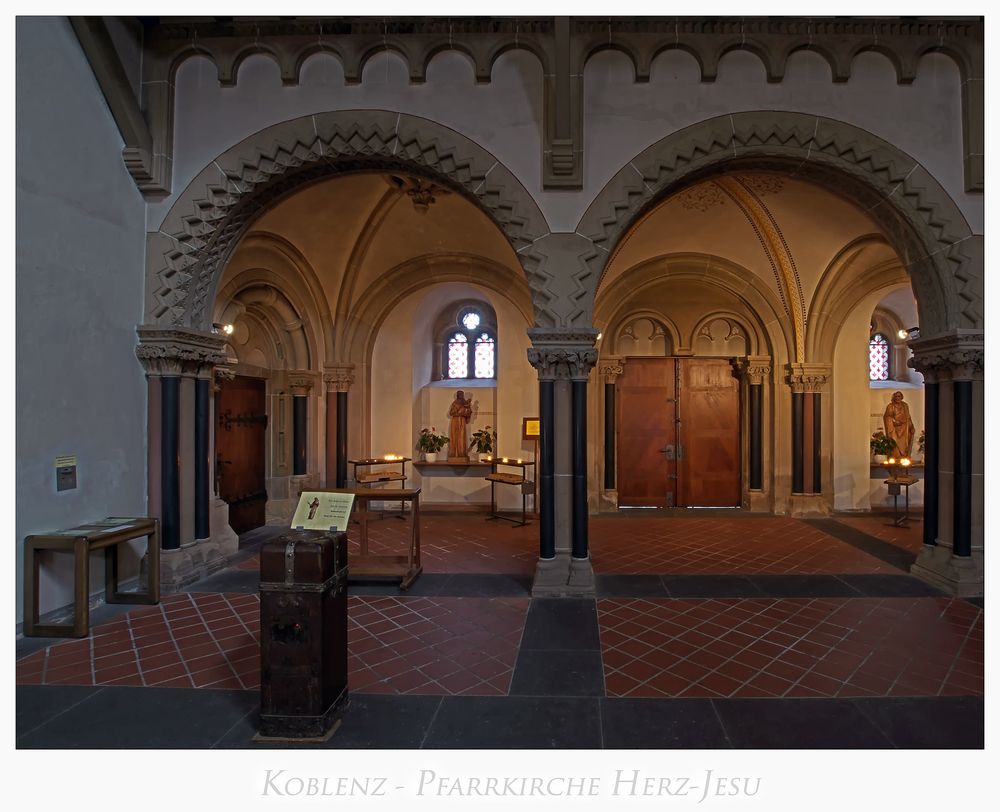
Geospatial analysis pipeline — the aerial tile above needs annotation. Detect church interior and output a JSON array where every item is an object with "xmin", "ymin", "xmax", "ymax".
[{"xmin": 15, "ymin": 15, "xmax": 984, "ymax": 756}]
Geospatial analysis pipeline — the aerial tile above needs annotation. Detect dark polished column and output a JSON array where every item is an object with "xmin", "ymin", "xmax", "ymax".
[
  {"xmin": 811, "ymin": 393, "xmax": 822, "ymax": 494},
  {"xmin": 161, "ymin": 376, "xmax": 180, "ymax": 550},
  {"xmin": 953, "ymin": 380, "xmax": 973, "ymax": 557},
  {"xmin": 194, "ymin": 377, "xmax": 210, "ymax": 539},
  {"xmin": 749, "ymin": 383, "xmax": 763, "ymax": 490},
  {"xmin": 539, "ymin": 380, "xmax": 555, "ymax": 560},
  {"xmin": 791, "ymin": 391, "xmax": 804, "ymax": 494},
  {"xmin": 572, "ymin": 380, "xmax": 588, "ymax": 560},
  {"xmin": 292, "ymin": 394, "xmax": 307, "ymax": 475},
  {"xmin": 336, "ymin": 391, "xmax": 348, "ymax": 488},
  {"xmin": 922, "ymin": 382, "xmax": 939, "ymax": 547},
  {"xmin": 603, "ymin": 382, "xmax": 615, "ymax": 489}
]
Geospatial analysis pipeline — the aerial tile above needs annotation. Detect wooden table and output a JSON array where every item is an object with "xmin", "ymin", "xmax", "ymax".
[
  {"xmin": 485, "ymin": 459, "xmax": 535, "ymax": 527},
  {"xmin": 24, "ymin": 517, "xmax": 160, "ymax": 638},
  {"xmin": 314, "ymin": 488, "xmax": 423, "ymax": 590},
  {"xmin": 884, "ymin": 474, "xmax": 919, "ymax": 527}
]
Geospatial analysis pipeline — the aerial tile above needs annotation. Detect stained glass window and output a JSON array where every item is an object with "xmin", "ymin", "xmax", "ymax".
[
  {"xmin": 462, "ymin": 312, "xmax": 481, "ymax": 331},
  {"xmin": 869, "ymin": 333, "xmax": 889, "ymax": 381},
  {"xmin": 448, "ymin": 333, "xmax": 468, "ymax": 378},
  {"xmin": 474, "ymin": 333, "xmax": 495, "ymax": 378}
]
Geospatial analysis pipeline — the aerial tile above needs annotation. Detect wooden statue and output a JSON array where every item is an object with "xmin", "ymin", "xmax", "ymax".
[
  {"xmin": 447, "ymin": 390, "xmax": 472, "ymax": 461},
  {"xmin": 883, "ymin": 390, "xmax": 915, "ymax": 458}
]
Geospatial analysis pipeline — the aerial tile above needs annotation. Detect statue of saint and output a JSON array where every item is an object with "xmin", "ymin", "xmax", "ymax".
[
  {"xmin": 447, "ymin": 390, "xmax": 473, "ymax": 461},
  {"xmin": 883, "ymin": 390, "xmax": 915, "ymax": 458}
]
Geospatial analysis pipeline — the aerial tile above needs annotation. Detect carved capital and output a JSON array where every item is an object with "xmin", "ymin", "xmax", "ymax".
[
  {"xmin": 909, "ymin": 330, "xmax": 984, "ymax": 382},
  {"xmin": 323, "ymin": 364, "xmax": 356, "ymax": 393},
  {"xmin": 527, "ymin": 329, "xmax": 600, "ymax": 381},
  {"xmin": 786, "ymin": 362, "xmax": 831, "ymax": 393},
  {"xmin": 598, "ymin": 356, "xmax": 626, "ymax": 384},
  {"xmin": 213, "ymin": 366, "xmax": 236, "ymax": 390},
  {"xmin": 739, "ymin": 355, "xmax": 773, "ymax": 386},
  {"xmin": 135, "ymin": 326, "xmax": 227, "ymax": 377},
  {"xmin": 288, "ymin": 373, "xmax": 315, "ymax": 396}
]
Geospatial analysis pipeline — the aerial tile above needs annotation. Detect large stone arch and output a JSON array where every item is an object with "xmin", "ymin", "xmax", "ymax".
[
  {"xmin": 144, "ymin": 110, "xmax": 554, "ymax": 336},
  {"xmin": 576, "ymin": 111, "xmax": 980, "ymax": 339}
]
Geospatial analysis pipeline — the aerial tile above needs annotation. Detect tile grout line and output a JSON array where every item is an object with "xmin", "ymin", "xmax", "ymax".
[
  {"xmin": 417, "ymin": 696, "xmax": 445, "ymax": 749},
  {"xmin": 210, "ymin": 705, "xmax": 259, "ymax": 749},
  {"xmin": 158, "ymin": 594, "xmax": 200, "ymax": 688},
  {"xmin": 708, "ymin": 698, "xmax": 734, "ymax": 748},
  {"xmin": 935, "ymin": 598, "xmax": 982, "ymax": 697},
  {"xmin": 16, "ymin": 686, "xmax": 109, "ymax": 741}
]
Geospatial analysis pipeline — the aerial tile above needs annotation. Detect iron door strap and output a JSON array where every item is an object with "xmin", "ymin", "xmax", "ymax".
[{"xmin": 284, "ymin": 540, "xmax": 298, "ymax": 585}]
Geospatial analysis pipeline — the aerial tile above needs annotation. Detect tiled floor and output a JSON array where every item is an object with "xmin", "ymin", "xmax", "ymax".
[
  {"xmin": 16, "ymin": 511, "xmax": 983, "ymax": 749},
  {"xmin": 831, "ymin": 515, "xmax": 924, "ymax": 554}
]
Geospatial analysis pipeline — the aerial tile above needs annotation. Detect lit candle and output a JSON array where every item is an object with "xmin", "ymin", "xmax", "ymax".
[
  {"xmin": 900, "ymin": 457, "xmax": 911, "ymax": 467},
  {"xmin": 516, "ymin": 458, "xmax": 522, "ymax": 464},
  {"xmin": 502, "ymin": 457, "xmax": 508, "ymax": 463}
]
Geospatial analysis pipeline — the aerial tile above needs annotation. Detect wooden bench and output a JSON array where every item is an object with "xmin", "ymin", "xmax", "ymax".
[{"xmin": 24, "ymin": 517, "xmax": 160, "ymax": 638}]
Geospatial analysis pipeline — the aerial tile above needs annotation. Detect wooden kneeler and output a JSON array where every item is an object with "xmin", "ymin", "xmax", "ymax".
[{"xmin": 485, "ymin": 460, "xmax": 534, "ymax": 527}]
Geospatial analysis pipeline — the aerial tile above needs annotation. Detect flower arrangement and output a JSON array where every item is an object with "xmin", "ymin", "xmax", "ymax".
[
  {"xmin": 469, "ymin": 425, "xmax": 497, "ymax": 455},
  {"xmin": 870, "ymin": 430, "xmax": 897, "ymax": 457},
  {"xmin": 416, "ymin": 427, "xmax": 448, "ymax": 453}
]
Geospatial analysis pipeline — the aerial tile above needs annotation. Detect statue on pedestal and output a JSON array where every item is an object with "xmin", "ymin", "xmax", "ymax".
[
  {"xmin": 883, "ymin": 390, "xmax": 915, "ymax": 458},
  {"xmin": 448, "ymin": 390, "xmax": 472, "ymax": 461}
]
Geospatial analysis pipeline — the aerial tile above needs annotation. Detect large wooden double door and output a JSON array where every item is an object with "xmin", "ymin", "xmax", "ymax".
[
  {"xmin": 617, "ymin": 357, "xmax": 741, "ymax": 508},
  {"xmin": 216, "ymin": 375, "xmax": 268, "ymax": 534}
]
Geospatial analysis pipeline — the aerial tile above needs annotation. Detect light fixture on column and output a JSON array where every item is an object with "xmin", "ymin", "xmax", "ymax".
[{"xmin": 897, "ymin": 329, "xmax": 909, "ymax": 340}]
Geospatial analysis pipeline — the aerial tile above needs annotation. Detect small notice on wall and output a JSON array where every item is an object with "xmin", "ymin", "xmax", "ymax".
[
  {"xmin": 522, "ymin": 418, "xmax": 541, "ymax": 440},
  {"xmin": 291, "ymin": 492, "xmax": 355, "ymax": 531},
  {"xmin": 55, "ymin": 455, "xmax": 78, "ymax": 492}
]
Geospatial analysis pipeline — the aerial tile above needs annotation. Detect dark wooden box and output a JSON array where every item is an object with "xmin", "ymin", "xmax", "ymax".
[{"xmin": 259, "ymin": 529, "xmax": 348, "ymax": 739}]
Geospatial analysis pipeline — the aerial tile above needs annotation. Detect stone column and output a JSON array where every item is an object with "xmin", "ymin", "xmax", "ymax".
[
  {"xmin": 786, "ymin": 363, "xmax": 831, "ymax": 517},
  {"xmin": 136, "ymin": 327, "xmax": 230, "ymax": 590},
  {"xmin": 527, "ymin": 328, "xmax": 598, "ymax": 596},
  {"xmin": 909, "ymin": 331, "xmax": 984, "ymax": 596},
  {"xmin": 323, "ymin": 365, "xmax": 355, "ymax": 488},
  {"xmin": 599, "ymin": 358, "xmax": 624, "ymax": 493},
  {"xmin": 735, "ymin": 357, "xmax": 771, "ymax": 512},
  {"xmin": 289, "ymin": 375, "xmax": 312, "ymax": 477}
]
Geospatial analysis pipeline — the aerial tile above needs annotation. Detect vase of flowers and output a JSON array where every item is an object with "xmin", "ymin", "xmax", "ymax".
[
  {"xmin": 870, "ymin": 430, "xmax": 896, "ymax": 463},
  {"xmin": 468, "ymin": 425, "xmax": 496, "ymax": 463},
  {"xmin": 416, "ymin": 427, "xmax": 448, "ymax": 462}
]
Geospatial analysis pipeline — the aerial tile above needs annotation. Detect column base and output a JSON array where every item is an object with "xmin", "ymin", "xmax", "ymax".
[
  {"xmin": 910, "ymin": 544, "xmax": 984, "ymax": 597},
  {"xmin": 788, "ymin": 493, "xmax": 831, "ymax": 518},
  {"xmin": 599, "ymin": 489, "xmax": 618, "ymax": 512},
  {"xmin": 148, "ymin": 500, "xmax": 238, "ymax": 593},
  {"xmin": 746, "ymin": 490, "xmax": 770, "ymax": 513},
  {"xmin": 531, "ymin": 554, "xmax": 595, "ymax": 597}
]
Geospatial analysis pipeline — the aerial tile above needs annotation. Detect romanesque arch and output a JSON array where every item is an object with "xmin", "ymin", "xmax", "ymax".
[
  {"xmin": 576, "ymin": 111, "xmax": 979, "ymax": 339},
  {"xmin": 144, "ymin": 110, "xmax": 554, "ymax": 337}
]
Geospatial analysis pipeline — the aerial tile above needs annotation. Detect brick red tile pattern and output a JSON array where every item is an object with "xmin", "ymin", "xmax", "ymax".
[
  {"xmin": 598, "ymin": 597, "xmax": 983, "ymax": 699},
  {"xmin": 17, "ymin": 593, "xmax": 528, "ymax": 698},
  {"xmin": 590, "ymin": 517, "xmax": 893, "ymax": 574},
  {"xmin": 831, "ymin": 516, "xmax": 924, "ymax": 554}
]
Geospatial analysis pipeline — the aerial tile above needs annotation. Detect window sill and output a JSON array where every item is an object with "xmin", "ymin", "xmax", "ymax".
[{"xmin": 427, "ymin": 378, "xmax": 497, "ymax": 388}]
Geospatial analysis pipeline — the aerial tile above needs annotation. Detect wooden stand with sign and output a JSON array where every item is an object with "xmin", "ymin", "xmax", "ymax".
[
  {"xmin": 23, "ymin": 517, "xmax": 160, "ymax": 638},
  {"xmin": 884, "ymin": 474, "xmax": 919, "ymax": 527},
  {"xmin": 522, "ymin": 417, "xmax": 540, "ymax": 514},
  {"xmin": 310, "ymin": 488, "xmax": 423, "ymax": 590},
  {"xmin": 348, "ymin": 457, "xmax": 410, "ymax": 517}
]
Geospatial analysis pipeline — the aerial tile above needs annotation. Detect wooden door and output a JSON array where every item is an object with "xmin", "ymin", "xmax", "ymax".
[
  {"xmin": 216, "ymin": 375, "xmax": 267, "ymax": 534},
  {"xmin": 616, "ymin": 358, "xmax": 677, "ymax": 507},
  {"xmin": 678, "ymin": 359, "xmax": 741, "ymax": 506}
]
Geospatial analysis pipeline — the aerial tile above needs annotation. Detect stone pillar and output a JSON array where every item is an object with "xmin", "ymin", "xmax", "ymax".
[
  {"xmin": 736, "ymin": 357, "xmax": 771, "ymax": 512},
  {"xmin": 909, "ymin": 331, "xmax": 984, "ymax": 596},
  {"xmin": 599, "ymin": 358, "xmax": 624, "ymax": 494},
  {"xmin": 136, "ymin": 327, "xmax": 230, "ymax": 590},
  {"xmin": 527, "ymin": 329, "xmax": 598, "ymax": 596},
  {"xmin": 323, "ymin": 365, "xmax": 355, "ymax": 488},
  {"xmin": 289, "ymin": 375, "xmax": 312, "ymax": 477},
  {"xmin": 786, "ymin": 363, "xmax": 831, "ymax": 517}
]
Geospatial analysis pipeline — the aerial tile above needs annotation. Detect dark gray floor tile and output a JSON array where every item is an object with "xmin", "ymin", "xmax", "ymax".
[
  {"xmin": 349, "ymin": 574, "xmax": 452, "ymax": 596},
  {"xmin": 965, "ymin": 596, "xmax": 984, "ymax": 609},
  {"xmin": 214, "ymin": 694, "xmax": 443, "ymax": 749},
  {"xmin": 596, "ymin": 575, "xmax": 669, "ymax": 598},
  {"xmin": 16, "ymin": 686, "xmax": 258, "ymax": 749},
  {"xmin": 520, "ymin": 598, "xmax": 600, "ymax": 650},
  {"xmin": 836, "ymin": 574, "xmax": 943, "ymax": 597},
  {"xmin": 748, "ymin": 575, "xmax": 862, "ymax": 598},
  {"xmin": 443, "ymin": 574, "xmax": 532, "ymax": 597},
  {"xmin": 806, "ymin": 518, "xmax": 916, "ymax": 571},
  {"xmin": 853, "ymin": 697, "xmax": 984, "ymax": 748},
  {"xmin": 662, "ymin": 575, "xmax": 763, "ymax": 598},
  {"xmin": 510, "ymin": 650, "xmax": 605, "ymax": 696},
  {"xmin": 713, "ymin": 698, "xmax": 894, "ymax": 748},
  {"xmin": 601, "ymin": 698, "xmax": 730, "ymax": 748},
  {"xmin": 189, "ymin": 568, "xmax": 259, "ymax": 594},
  {"xmin": 16, "ymin": 685, "xmax": 105, "ymax": 738},
  {"xmin": 423, "ymin": 696, "xmax": 601, "ymax": 748}
]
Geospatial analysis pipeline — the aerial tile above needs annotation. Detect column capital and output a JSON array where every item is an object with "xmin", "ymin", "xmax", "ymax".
[
  {"xmin": 598, "ymin": 356, "xmax": 625, "ymax": 384},
  {"xmin": 135, "ymin": 325, "xmax": 227, "ymax": 377},
  {"xmin": 739, "ymin": 355, "xmax": 773, "ymax": 386},
  {"xmin": 527, "ymin": 328, "xmax": 599, "ymax": 381},
  {"xmin": 288, "ymin": 371, "xmax": 317, "ymax": 396},
  {"xmin": 909, "ymin": 330, "xmax": 984, "ymax": 382},
  {"xmin": 323, "ymin": 364, "xmax": 356, "ymax": 393},
  {"xmin": 786, "ymin": 362, "xmax": 831, "ymax": 393}
]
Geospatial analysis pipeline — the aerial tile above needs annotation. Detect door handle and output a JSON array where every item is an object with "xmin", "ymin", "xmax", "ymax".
[{"xmin": 660, "ymin": 445, "xmax": 675, "ymax": 460}]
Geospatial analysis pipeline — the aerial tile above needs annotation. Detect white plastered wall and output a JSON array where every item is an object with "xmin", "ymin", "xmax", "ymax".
[
  {"xmin": 16, "ymin": 17, "xmax": 148, "ymax": 623},
  {"xmin": 149, "ymin": 46, "xmax": 978, "ymax": 237}
]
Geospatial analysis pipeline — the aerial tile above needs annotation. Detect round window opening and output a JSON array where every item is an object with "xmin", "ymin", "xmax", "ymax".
[{"xmin": 462, "ymin": 311, "xmax": 481, "ymax": 331}]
